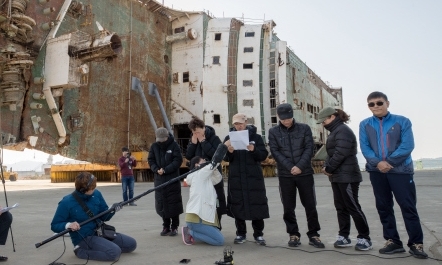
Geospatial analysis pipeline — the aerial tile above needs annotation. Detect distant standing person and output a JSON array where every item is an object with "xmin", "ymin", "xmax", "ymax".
[
  {"xmin": 185, "ymin": 116, "xmax": 227, "ymax": 228},
  {"xmin": 223, "ymin": 113, "xmax": 269, "ymax": 246},
  {"xmin": 0, "ymin": 209, "xmax": 12, "ymax": 261},
  {"xmin": 148, "ymin": 127, "xmax": 184, "ymax": 237},
  {"xmin": 359, "ymin": 91, "xmax": 427, "ymax": 259},
  {"xmin": 318, "ymin": 107, "xmax": 372, "ymax": 251},
  {"xmin": 268, "ymin": 103, "xmax": 324, "ymax": 248},
  {"xmin": 118, "ymin": 147, "xmax": 137, "ymax": 206}
]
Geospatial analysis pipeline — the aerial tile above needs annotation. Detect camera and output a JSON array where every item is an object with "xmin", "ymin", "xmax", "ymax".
[{"xmin": 126, "ymin": 152, "xmax": 131, "ymax": 158}]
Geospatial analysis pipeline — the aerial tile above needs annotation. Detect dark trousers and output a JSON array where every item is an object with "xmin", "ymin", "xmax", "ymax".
[
  {"xmin": 214, "ymin": 180, "xmax": 227, "ymax": 230},
  {"xmin": 163, "ymin": 215, "xmax": 180, "ymax": 230},
  {"xmin": 235, "ymin": 218, "xmax": 264, "ymax": 238},
  {"xmin": 370, "ymin": 171, "xmax": 423, "ymax": 247},
  {"xmin": 0, "ymin": 211, "xmax": 12, "ymax": 245},
  {"xmin": 278, "ymin": 175, "xmax": 321, "ymax": 238},
  {"xmin": 331, "ymin": 182, "xmax": 370, "ymax": 240}
]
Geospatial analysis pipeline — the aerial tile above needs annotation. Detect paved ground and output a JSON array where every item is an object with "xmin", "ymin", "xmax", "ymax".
[{"xmin": 1, "ymin": 170, "xmax": 442, "ymax": 265}]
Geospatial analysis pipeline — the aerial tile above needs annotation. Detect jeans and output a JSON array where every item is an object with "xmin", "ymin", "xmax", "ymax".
[
  {"xmin": 370, "ymin": 172, "xmax": 423, "ymax": 247},
  {"xmin": 121, "ymin": 176, "xmax": 135, "ymax": 201},
  {"xmin": 187, "ymin": 220, "xmax": 224, "ymax": 246},
  {"xmin": 76, "ymin": 233, "xmax": 137, "ymax": 261}
]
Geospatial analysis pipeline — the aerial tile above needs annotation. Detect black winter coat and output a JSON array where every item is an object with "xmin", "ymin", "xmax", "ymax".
[
  {"xmin": 185, "ymin": 125, "xmax": 227, "ymax": 216},
  {"xmin": 223, "ymin": 125, "xmax": 269, "ymax": 220},
  {"xmin": 268, "ymin": 120, "xmax": 314, "ymax": 177},
  {"xmin": 148, "ymin": 134, "xmax": 184, "ymax": 218},
  {"xmin": 324, "ymin": 117, "xmax": 362, "ymax": 183}
]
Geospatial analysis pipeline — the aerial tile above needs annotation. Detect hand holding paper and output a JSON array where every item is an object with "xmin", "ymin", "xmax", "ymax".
[{"xmin": 228, "ymin": 130, "xmax": 249, "ymax": 150}]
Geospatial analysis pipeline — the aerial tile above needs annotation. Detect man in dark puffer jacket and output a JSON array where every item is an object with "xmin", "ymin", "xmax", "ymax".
[
  {"xmin": 318, "ymin": 107, "xmax": 372, "ymax": 251},
  {"xmin": 268, "ymin": 103, "xmax": 324, "ymax": 248}
]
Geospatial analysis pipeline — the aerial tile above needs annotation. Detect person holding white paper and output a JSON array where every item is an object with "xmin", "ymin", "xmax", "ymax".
[{"xmin": 223, "ymin": 113, "xmax": 269, "ymax": 246}]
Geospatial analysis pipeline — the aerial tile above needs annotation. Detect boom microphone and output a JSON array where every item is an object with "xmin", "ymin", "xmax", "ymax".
[{"xmin": 211, "ymin": 143, "xmax": 228, "ymax": 169}]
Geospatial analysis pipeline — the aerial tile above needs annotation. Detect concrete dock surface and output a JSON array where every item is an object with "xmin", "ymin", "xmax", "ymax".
[{"xmin": 1, "ymin": 170, "xmax": 442, "ymax": 265}]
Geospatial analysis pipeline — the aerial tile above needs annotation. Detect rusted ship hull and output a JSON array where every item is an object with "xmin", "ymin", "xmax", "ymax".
[{"xmin": 1, "ymin": 0, "xmax": 173, "ymax": 163}]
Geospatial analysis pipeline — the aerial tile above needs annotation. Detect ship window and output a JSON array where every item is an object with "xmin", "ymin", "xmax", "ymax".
[
  {"xmin": 183, "ymin": 72, "xmax": 189, "ymax": 83},
  {"xmin": 243, "ymin": 63, "xmax": 253, "ymax": 69},
  {"xmin": 213, "ymin": 114, "xmax": 221, "ymax": 124},
  {"xmin": 243, "ymin": 99, "xmax": 254, "ymax": 107},
  {"xmin": 244, "ymin": 47, "xmax": 254, "ymax": 53},
  {"xmin": 243, "ymin": 80, "xmax": 253, "ymax": 86},
  {"xmin": 213, "ymin": 56, "xmax": 220, "ymax": 64},
  {"xmin": 214, "ymin": 33, "xmax": 222, "ymax": 40},
  {"xmin": 245, "ymin": 32, "xmax": 255, "ymax": 37},
  {"xmin": 174, "ymin": 26, "xmax": 185, "ymax": 34}
]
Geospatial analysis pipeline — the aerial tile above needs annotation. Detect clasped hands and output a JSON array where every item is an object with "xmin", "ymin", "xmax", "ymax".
[{"xmin": 377, "ymin": 161, "xmax": 393, "ymax": 173}]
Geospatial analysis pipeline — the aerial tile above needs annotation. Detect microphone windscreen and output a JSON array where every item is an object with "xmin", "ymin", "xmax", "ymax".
[{"xmin": 211, "ymin": 143, "xmax": 228, "ymax": 167}]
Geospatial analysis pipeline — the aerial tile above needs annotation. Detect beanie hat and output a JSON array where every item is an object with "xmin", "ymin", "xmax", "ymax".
[{"xmin": 155, "ymin": 127, "xmax": 169, "ymax": 142}]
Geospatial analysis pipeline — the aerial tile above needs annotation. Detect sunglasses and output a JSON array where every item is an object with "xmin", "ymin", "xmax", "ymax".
[{"xmin": 368, "ymin": 101, "xmax": 384, "ymax": 107}]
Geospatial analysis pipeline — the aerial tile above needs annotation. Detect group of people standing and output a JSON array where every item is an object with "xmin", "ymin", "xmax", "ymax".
[{"xmin": 48, "ymin": 90, "xmax": 428, "ymax": 262}]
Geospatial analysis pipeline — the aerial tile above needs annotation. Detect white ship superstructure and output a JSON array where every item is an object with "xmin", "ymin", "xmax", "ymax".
[{"xmin": 164, "ymin": 11, "xmax": 342, "ymax": 153}]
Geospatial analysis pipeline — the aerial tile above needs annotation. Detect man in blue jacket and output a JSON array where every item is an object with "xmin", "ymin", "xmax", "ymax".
[{"xmin": 359, "ymin": 91, "xmax": 427, "ymax": 259}]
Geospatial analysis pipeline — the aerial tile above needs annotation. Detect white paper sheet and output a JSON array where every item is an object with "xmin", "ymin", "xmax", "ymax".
[
  {"xmin": 229, "ymin": 130, "xmax": 249, "ymax": 150},
  {"xmin": 0, "ymin": 203, "xmax": 19, "ymax": 213}
]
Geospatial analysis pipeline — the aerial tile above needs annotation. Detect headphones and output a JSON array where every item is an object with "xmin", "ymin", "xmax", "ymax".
[{"xmin": 79, "ymin": 174, "xmax": 95, "ymax": 193}]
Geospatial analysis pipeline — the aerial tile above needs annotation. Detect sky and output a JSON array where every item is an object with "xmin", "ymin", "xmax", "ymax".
[
  {"xmin": 163, "ymin": 0, "xmax": 442, "ymax": 159},
  {"xmin": 2, "ymin": 0, "xmax": 441, "ymax": 164}
]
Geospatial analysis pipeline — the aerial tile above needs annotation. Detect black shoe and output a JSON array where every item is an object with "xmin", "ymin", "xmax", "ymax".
[
  {"xmin": 379, "ymin": 239, "xmax": 405, "ymax": 254},
  {"xmin": 160, "ymin": 227, "xmax": 171, "ymax": 236},
  {"xmin": 129, "ymin": 202, "xmax": 137, "ymax": 206},
  {"xmin": 309, "ymin": 236, "xmax": 325, "ymax": 248},
  {"xmin": 234, "ymin": 235, "xmax": 246, "ymax": 244},
  {"xmin": 0, "ymin": 256, "xmax": 7, "ymax": 262},
  {"xmin": 254, "ymin": 236, "xmax": 266, "ymax": 246},
  {"xmin": 288, "ymin": 235, "xmax": 301, "ymax": 247},
  {"xmin": 169, "ymin": 229, "xmax": 178, "ymax": 236},
  {"xmin": 409, "ymin": 243, "xmax": 428, "ymax": 259}
]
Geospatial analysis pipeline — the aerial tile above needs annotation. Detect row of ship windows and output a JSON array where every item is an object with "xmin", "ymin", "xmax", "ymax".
[
  {"xmin": 174, "ymin": 26, "xmax": 256, "ymax": 39},
  {"xmin": 176, "ymin": 71, "xmax": 255, "ymax": 86}
]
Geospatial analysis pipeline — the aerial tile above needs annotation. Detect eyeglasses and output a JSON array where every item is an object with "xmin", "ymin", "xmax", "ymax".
[{"xmin": 368, "ymin": 101, "xmax": 384, "ymax": 107}]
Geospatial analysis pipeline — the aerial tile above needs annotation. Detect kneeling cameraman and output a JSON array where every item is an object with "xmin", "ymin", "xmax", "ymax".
[{"xmin": 51, "ymin": 172, "xmax": 137, "ymax": 261}]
